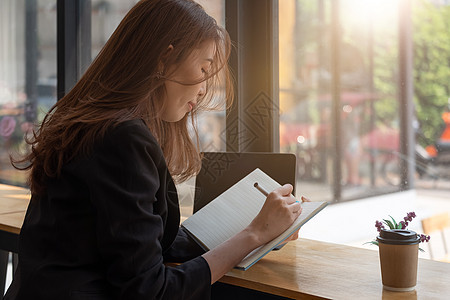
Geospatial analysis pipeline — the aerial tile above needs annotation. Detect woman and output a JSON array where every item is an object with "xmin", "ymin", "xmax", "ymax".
[{"xmin": 5, "ymin": 0, "xmax": 302, "ymax": 299}]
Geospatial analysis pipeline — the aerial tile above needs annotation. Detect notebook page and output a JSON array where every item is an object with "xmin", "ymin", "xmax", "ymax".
[{"xmin": 182, "ymin": 168, "xmax": 281, "ymax": 250}]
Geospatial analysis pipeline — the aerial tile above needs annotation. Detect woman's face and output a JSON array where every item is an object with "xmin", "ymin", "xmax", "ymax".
[{"xmin": 160, "ymin": 41, "xmax": 214, "ymax": 122}]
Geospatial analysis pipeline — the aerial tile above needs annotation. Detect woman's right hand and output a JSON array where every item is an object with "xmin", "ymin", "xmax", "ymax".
[{"xmin": 246, "ymin": 184, "xmax": 302, "ymax": 246}]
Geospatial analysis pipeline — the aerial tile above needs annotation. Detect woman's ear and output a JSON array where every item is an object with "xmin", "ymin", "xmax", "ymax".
[
  {"xmin": 166, "ymin": 44, "xmax": 174, "ymax": 54},
  {"xmin": 157, "ymin": 45, "xmax": 174, "ymax": 73}
]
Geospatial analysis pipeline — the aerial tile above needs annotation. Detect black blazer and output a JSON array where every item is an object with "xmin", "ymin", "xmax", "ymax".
[{"xmin": 4, "ymin": 119, "xmax": 211, "ymax": 300}]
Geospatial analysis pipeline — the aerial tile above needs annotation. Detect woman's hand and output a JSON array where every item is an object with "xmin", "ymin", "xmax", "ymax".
[
  {"xmin": 281, "ymin": 196, "xmax": 310, "ymax": 243},
  {"xmin": 246, "ymin": 184, "xmax": 302, "ymax": 246}
]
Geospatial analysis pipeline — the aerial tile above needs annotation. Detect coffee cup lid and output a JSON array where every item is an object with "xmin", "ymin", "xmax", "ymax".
[{"xmin": 376, "ymin": 229, "xmax": 420, "ymax": 245}]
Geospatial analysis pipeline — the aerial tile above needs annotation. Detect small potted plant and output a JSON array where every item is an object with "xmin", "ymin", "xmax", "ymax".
[
  {"xmin": 367, "ymin": 212, "xmax": 430, "ymax": 292},
  {"xmin": 367, "ymin": 212, "xmax": 431, "ymax": 248}
]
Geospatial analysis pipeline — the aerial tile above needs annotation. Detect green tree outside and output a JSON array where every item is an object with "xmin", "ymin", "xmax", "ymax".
[{"xmin": 413, "ymin": 0, "xmax": 450, "ymax": 146}]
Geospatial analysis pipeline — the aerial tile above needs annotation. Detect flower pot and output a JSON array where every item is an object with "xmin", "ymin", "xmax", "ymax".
[{"xmin": 377, "ymin": 229, "xmax": 420, "ymax": 292}]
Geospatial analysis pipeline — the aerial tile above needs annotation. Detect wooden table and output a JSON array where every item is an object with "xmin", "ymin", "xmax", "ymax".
[
  {"xmin": 220, "ymin": 238, "xmax": 450, "ymax": 299},
  {"xmin": 1, "ymin": 187, "xmax": 449, "ymax": 299},
  {"xmin": 0, "ymin": 184, "xmax": 29, "ymax": 295},
  {"xmin": 0, "ymin": 184, "xmax": 29, "ymax": 251}
]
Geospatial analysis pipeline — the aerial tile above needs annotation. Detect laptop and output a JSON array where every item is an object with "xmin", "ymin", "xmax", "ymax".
[{"xmin": 193, "ymin": 152, "xmax": 297, "ymax": 213}]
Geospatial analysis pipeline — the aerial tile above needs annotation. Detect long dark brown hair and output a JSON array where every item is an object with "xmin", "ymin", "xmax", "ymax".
[{"xmin": 13, "ymin": 0, "xmax": 233, "ymax": 195}]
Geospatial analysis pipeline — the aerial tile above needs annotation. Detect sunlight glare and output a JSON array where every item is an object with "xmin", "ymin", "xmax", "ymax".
[{"xmin": 343, "ymin": 0, "xmax": 397, "ymax": 29}]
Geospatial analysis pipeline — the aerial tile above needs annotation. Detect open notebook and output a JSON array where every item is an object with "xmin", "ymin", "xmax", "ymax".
[{"xmin": 181, "ymin": 168, "xmax": 328, "ymax": 270}]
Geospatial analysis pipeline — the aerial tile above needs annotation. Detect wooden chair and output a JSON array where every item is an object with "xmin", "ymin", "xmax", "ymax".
[{"xmin": 421, "ymin": 213, "xmax": 450, "ymax": 262}]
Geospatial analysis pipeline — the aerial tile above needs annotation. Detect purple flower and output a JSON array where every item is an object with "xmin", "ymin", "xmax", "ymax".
[
  {"xmin": 419, "ymin": 234, "xmax": 431, "ymax": 243},
  {"xmin": 375, "ymin": 220, "xmax": 385, "ymax": 232},
  {"xmin": 399, "ymin": 221, "xmax": 408, "ymax": 229},
  {"xmin": 405, "ymin": 212, "xmax": 416, "ymax": 222},
  {"xmin": 420, "ymin": 234, "xmax": 426, "ymax": 242}
]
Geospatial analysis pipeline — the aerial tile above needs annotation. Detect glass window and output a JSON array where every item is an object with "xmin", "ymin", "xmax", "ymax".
[
  {"xmin": 0, "ymin": 0, "xmax": 57, "ymax": 187},
  {"xmin": 279, "ymin": 0, "xmax": 335, "ymax": 201},
  {"xmin": 279, "ymin": 0, "xmax": 402, "ymax": 202},
  {"xmin": 412, "ymin": 0, "xmax": 450, "ymax": 191},
  {"xmin": 279, "ymin": 0, "xmax": 450, "ymax": 202},
  {"xmin": 91, "ymin": 0, "xmax": 137, "ymax": 59}
]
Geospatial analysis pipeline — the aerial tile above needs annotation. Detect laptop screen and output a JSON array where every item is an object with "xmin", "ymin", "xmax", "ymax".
[{"xmin": 194, "ymin": 152, "xmax": 297, "ymax": 213}]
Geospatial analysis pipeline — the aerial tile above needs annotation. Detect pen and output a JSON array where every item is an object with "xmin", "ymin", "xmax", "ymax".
[
  {"xmin": 254, "ymin": 182, "xmax": 302, "ymax": 203},
  {"xmin": 253, "ymin": 182, "xmax": 268, "ymax": 196}
]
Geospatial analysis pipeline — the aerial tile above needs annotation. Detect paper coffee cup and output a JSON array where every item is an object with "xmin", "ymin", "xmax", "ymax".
[{"xmin": 377, "ymin": 229, "xmax": 420, "ymax": 292}]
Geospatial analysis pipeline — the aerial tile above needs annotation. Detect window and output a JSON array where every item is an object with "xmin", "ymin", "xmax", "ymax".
[
  {"xmin": 279, "ymin": 0, "xmax": 400, "ymax": 202},
  {"xmin": 91, "ymin": 0, "xmax": 136, "ymax": 59},
  {"xmin": 0, "ymin": 0, "xmax": 57, "ymax": 187},
  {"xmin": 279, "ymin": 0, "xmax": 450, "ymax": 202}
]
